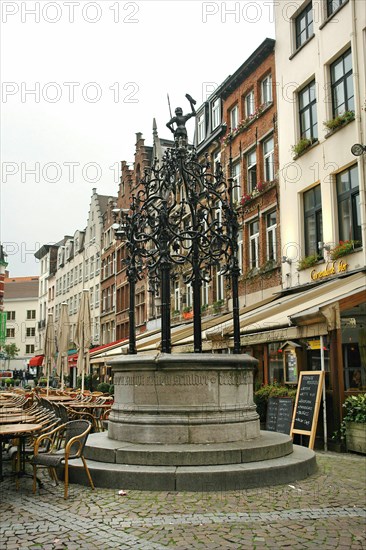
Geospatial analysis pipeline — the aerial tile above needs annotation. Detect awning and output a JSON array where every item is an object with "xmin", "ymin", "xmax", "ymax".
[
  {"xmin": 28, "ymin": 355, "xmax": 44, "ymax": 367},
  {"xmin": 206, "ymin": 271, "xmax": 366, "ymax": 346}
]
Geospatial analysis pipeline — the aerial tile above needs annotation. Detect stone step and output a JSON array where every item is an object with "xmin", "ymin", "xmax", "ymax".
[
  {"xmin": 70, "ymin": 445, "xmax": 317, "ymax": 492},
  {"xmin": 84, "ymin": 431, "xmax": 294, "ymax": 466}
]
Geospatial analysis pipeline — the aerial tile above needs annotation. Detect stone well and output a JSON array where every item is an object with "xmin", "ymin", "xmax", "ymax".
[
  {"xmin": 69, "ymin": 352, "xmax": 317, "ymax": 491},
  {"xmin": 108, "ymin": 352, "xmax": 260, "ymax": 446}
]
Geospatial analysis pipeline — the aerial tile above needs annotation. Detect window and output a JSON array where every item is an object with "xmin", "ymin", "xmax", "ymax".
[
  {"xmin": 247, "ymin": 149, "xmax": 257, "ymax": 192},
  {"xmin": 201, "ymin": 274, "xmax": 209, "ymax": 306},
  {"xmin": 266, "ymin": 211, "xmax": 277, "ymax": 261},
  {"xmin": 6, "ymin": 311, "xmax": 15, "ymax": 321},
  {"xmin": 295, "ymin": 2, "xmax": 313, "ymax": 49},
  {"xmin": 197, "ymin": 113, "xmax": 205, "ymax": 143},
  {"xmin": 216, "ymin": 270, "xmax": 224, "ymax": 301},
  {"xmin": 26, "ymin": 345, "xmax": 35, "ymax": 354},
  {"xmin": 304, "ymin": 185, "xmax": 323, "ymax": 256},
  {"xmin": 212, "ymin": 98, "xmax": 220, "ymax": 130},
  {"xmin": 249, "ymin": 220, "xmax": 259, "ymax": 268},
  {"xmin": 27, "ymin": 310, "xmax": 36, "ymax": 320},
  {"xmin": 244, "ymin": 91, "xmax": 255, "ymax": 117},
  {"xmin": 26, "ymin": 327, "xmax": 35, "ymax": 337},
  {"xmin": 230, "ymin": 104, "xmax": 238, "ymax": 130},
  {"xmin": 330, "ymin": 49, "xmax": 354, "ymax": 117},
  {"xmin": 95, "ymin": 284, "xmax": 100, "ymax": 307},
  {"xmin": 299, "ymin": 80, "xmax": 318, "ymax": 140},
  {"xmin": 237, "ymin": 229, "xmax": 243, "ymax": 275},
  {"xmin": 327, "ymin": 0, "xmax": 346, "ymax": 17},
  {"xmin": 261, "ymin": 74, "xmax": 272, "ymax": 104},
  {"xmin": 174, "ymin": 281, "xmax": 180, "ymax": 311},
  {"xmin": 263, "ymin": 136, "xmax": 274, "ymax": 181},
  {"xmin": 337, "ymin": 165, "xmax": 361, "ymax": 243},
  {"xmin": 185, "ymin": 282, "xmax": 193, "ymax": 308},
  {"xmin": 6, "ymin": 328, "xmax": 15, "ymax": 338},
  {"xmin": 231, "ymin": 161, "xmax": 241, "ymax": 202}
]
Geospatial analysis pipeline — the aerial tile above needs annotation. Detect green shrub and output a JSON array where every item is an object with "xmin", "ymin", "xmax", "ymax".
[
  {"xmin": 109, "ymin": 384, "xmax": 114, "ymax": 395},
  {"xmin": 254, "ymin": 383, "xmax": 297, "ymax": 423},
  {"xmin": 334, "ymin": 393, "xmax": 366, "ymax": 441},
  {"xmin": 97, "ymin": 382, "xmax": 110, "ymax": 393},
  {"xmin": 297, "ymin": 254, "xmax": 320, "ymax": 271},
  {"xmin": 4, "ymin": 378, "xmax": 13, "ymax": 386},
  {"xmin": 323, "ymin": 110, "xmax": 355, "ymax": 131}
]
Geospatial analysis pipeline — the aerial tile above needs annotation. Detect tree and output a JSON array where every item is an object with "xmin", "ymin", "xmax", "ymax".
[{"xmin": 3, "ymin": 343, "xmax": 20, "ymax": 369}]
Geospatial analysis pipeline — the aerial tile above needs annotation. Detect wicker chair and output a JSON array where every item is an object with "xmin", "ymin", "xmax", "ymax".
[{"xmin": 32, "ymin": 420, "xmax": 95, "ymax": 499}]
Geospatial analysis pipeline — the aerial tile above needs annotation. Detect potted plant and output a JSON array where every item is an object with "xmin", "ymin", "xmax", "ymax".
[
  {"xmin": 297, "ymin": 254, "xmax": 320, "ymax": 271},
  {"xmin": 213, "ymin": 299, "xmax": 224, "ymax": 313},
  {"xmin": 330, "ymin": 240, "xmax": 360, "ymax": 260},
  {"xmin": 324, "ymin": 110, "xmax": 355, "ymax": 132},
  {"xmin": 183, "ymin": 306, "xmax": 193, "ymax": 319},
  {"xmin": 339, "ymin": 394, "xmax": 366, "ymax": 454},
  {"xmin": 291, "ymin": 137, "xmax": 316, "ymax": 157}
]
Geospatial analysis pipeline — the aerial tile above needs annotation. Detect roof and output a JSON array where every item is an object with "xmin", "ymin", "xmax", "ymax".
[
  {"xmin": 221, "ymin": 38, "xmax": 275, "ymax": 99},
  {"xmin": 4, "ymin": 277, "xmax": 39, "ymax": 299}
]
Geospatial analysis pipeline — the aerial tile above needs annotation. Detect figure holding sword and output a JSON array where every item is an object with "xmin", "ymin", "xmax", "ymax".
[{"xmin": 166, "ymin": 93, "xmax": 197, "ymax": 146}]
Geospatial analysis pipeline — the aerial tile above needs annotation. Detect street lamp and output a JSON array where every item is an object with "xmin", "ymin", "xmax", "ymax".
[{"xmin": 351, "ymin": 143, "xmax": 366, "ymax": 156}]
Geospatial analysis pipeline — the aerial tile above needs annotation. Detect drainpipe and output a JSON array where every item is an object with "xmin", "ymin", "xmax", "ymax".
[{"xmin": 351, "ymin": 0, "xmax": 366, "ymax": 266}]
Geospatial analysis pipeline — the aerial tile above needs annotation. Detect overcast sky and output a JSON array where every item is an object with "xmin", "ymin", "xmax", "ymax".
[{"xmin": 1, "ymin": 0, "xmax": 275, "ymax": 276}]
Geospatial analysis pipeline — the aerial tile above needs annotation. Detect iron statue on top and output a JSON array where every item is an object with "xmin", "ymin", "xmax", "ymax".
[{"xmin": 166, "ymin": 93, "xmax": 196, "ymax": 147}]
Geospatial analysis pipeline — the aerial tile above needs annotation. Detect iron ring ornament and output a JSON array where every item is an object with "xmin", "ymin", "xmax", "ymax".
[{"xmin": 112, "ymin": 96, "xmax": 241, "ymax": 355}]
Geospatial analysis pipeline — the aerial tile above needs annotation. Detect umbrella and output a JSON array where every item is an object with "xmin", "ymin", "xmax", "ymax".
[
  {"xmin": 56, "ymin": 302, "xmax": 70, "ymax": 391},
  {"xmin": 74, "ymin": 289, "xmax": 92, "ymax": 394},
  {"xmin": 43, "ymin": 312, "xmax": 56, "ymax": 396}
]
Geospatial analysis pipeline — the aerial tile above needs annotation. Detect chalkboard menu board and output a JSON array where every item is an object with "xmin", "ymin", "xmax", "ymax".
[
  {"xmin": 266, "ymin": 397, "xmax": 293, "ymax": 435},
  {"xmin": 290, "ymin": 371, "xmax": 325, "ymax": 449}
]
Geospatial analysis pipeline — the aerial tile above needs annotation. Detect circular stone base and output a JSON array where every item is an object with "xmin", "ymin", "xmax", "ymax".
[{"xmin": 69, "ymin": 432, "xmax": 317, "ymax": 492}]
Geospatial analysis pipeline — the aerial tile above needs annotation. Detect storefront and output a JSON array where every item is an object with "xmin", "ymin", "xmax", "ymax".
[{"xmin": 204, "ymin": 270, "xmax": 366, "ymax": 448}]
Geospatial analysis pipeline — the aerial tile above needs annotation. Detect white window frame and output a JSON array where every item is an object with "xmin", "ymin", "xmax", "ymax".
[
  {"xmin": 216, "ymin": 270, "xmax": 224, "ymax": 301},
  {"xmin": 201, "ymin": 275, "xmax": 209, "ymax": 306},
  {"xmin": 231, "ymin": 161, "xmax": 241, "ymax": 202},
  {"xmin": 212, "ymin": 98, "xmax": 220, "ymax": 130},
  {"xmin": 247, "ymin": 149, "xmax": 257, "ymax": 192},
  {"xmin": 174, "ymin": 281, "xmax": 181, "ymax": 311},
  {"xmin": 266, "ymin": 211, "xmax": 277, "ymax": 262},
  {"xmin": 237, "ymin": 229, "xmax": 243, "ymax": 276},
  {"xmin": 261, "ymin": 74, "xmax": 272, "ymax": 105},
  {"xmin": 230, "ymin": 104, "xmax": 239, "ymax": 130},
  {"xmin": 245, "ymin": 90, "xmax": 255, "ymax": 117},
  {"xmin": 263, "ymin": 136, "xmax": 274, "ymax": 181},
  {"xmin": 249, "ymin": 220, "xmax": 259, "ymax": 268},
  {"xmin": 197, "ymin": 113, "xmax": 205, "ymax": 143},
  {"xmin": 186, "ymin": 282, "xmax": 193, "ymax": 308}
]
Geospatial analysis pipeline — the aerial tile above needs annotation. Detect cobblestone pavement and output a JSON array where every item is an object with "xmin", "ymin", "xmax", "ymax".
[{"xmin": 0, "ymin": 452, "xmax": 365, "ymax": 549}]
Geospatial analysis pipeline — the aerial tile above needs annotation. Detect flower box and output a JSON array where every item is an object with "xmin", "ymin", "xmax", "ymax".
[{"xmin": 346, "ymin": 421, "xmax": 366, "ymax": 454}]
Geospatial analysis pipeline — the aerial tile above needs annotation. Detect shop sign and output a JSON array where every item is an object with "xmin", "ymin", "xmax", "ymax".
[
  {"xmin": 310, "ymin": 259, "xmax": 348, "ymax": 281},
  {"xmin": 308, "ymin": 339, "xmax": 321, "ymax": 350}
]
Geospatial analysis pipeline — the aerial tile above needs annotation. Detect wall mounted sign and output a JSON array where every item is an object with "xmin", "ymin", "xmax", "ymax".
[{"xmin": 310, "ymin": 260, "xmax": 348, "ymax": 281}]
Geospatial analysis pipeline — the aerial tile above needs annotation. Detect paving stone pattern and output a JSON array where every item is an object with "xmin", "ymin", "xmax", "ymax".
[{"xmin": 0, "ymin": 452, "xmax": 365, "ymax": 549}]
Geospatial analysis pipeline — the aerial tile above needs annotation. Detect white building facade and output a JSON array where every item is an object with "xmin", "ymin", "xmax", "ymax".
[
  {"xmin": 275, "ymin": 0, "xmax": 365, "ymax": 284},
  {"xmin": 3, "ymin": 276, "xmax": 39, "ymax": 371}
]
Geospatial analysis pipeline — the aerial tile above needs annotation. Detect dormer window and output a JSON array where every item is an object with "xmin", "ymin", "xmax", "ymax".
[
  {"xmin": 211, "ymin": 98, "xmax": 220, "ymax": 130},
  {"xmin": 197, "ymin": 113, "xmax": 205, "ymax": 143}
]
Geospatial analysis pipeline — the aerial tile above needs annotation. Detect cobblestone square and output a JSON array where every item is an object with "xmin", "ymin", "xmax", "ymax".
[{"xmin": 0, "ymin": 452, "xmax": 365, "ymax": 549}]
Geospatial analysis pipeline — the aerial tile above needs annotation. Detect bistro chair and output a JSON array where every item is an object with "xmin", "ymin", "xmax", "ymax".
[{"xmin": 32, "ymin": 420, "xmax": 95, "ymax": 499}]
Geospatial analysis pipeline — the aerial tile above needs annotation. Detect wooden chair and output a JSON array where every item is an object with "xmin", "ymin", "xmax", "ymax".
[{"xmin": 32, "ymin": 420, "xmax": 95, "ymax": 499}]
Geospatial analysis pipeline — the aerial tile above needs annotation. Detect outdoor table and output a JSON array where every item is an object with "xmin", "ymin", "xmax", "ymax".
[
  {"xmin": 68, "ymin": 402, "xmax": 112, "ymax": 409},
  {"xmin": 0, "ymin": 415, "xmax": 36, "ymax": 424},
  {"xmin": 0, "ymin": 423, "xmax": 42, "ymax": 483},
  {"xmin": 0, "ymin": 407, "xmax": 24, "ymax": 414},
  {"xmin": 45, "ymin": 396, "xmax": 75, "ymax": 402}
]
